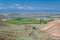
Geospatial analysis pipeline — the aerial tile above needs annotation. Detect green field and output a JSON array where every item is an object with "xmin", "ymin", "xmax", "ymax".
[
  {"xmin": 6, "ymin": 20, "xmax": 52, "ymax": 24},
  {"xmin": 7, "ymin": 20, "xmax": 40, "ymax": 24}
]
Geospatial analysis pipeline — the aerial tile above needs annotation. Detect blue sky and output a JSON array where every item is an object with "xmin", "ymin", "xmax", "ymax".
[{"xmin": 0, "ymin": 0, "xmax": 60, "ymax": 14}]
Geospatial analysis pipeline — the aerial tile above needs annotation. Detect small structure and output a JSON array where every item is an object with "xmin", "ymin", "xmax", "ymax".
[{"xmin": 0, "ymin": 17, "xmax": 7, "ymax": 22}]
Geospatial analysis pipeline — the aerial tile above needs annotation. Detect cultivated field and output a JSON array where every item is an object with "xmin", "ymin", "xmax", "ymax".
[
  {"xmin": 6, "ymin": 20, "xmax": 51, "ymax": 24},
  {"xmin": 0, "ymin": 22, "xmax": 44, "ymax": 40}
]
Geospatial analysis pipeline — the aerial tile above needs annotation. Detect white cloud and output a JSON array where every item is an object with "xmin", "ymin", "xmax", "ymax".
[
  {"xmin": 0, "ymin": 7, "xmax": 7, "ymax": 9},
  {"xmin": 14, "ymin": 4, "xmax": 20, "ymax": 7},
  {"xmin": 26, "ymin": 6, "xmax": 33, "ymax": 9},
  {"xmin": 9, "ymin": 5, "xmax": 14, "ymax": 8},
  {"xmin": 12, "ymin": 4, "xmax": 24, "ymax": 9},
  {"xmin": 13, "ymin": 4, "xmax": 33, "ymax": 9},
  {"xmin": 0, "ymin": 6, "xmax": 53, "ymax": 10},
  {"xmin": 15, "ymin": 6, "xmax": 23, "ymax": 9},
  {"xmin": 33, "ymin": 7, "xmax": 57, "ymax": 10},
  {"xmin": 0, "ymin": 4, "xmax": 56, "ymax": 10},
  {"xmin": 0, "ymin": 3, "xmax": 59, "ymax": 10},
  {"xmin": 16, "ymin": 6, "xmax": 34, "ymax": 9},
  {"xmin": 0, "ymin": 3, "xmax": 34, "ymax": 10}
]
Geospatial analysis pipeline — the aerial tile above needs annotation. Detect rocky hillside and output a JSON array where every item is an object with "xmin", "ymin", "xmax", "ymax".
[{"xmin": 40, "ymin": 20, "xmax": 60, "ymax": 40}]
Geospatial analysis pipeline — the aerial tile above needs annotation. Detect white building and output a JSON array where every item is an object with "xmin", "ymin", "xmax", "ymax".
[{"xmin": 0, "ymin": 18, "xmax": 7, "ymax": 22}]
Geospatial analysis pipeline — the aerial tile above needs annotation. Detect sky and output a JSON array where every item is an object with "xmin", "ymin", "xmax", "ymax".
[{"xmin": 0, "ymin": 0, "xmax": 60, "ymax": 14}]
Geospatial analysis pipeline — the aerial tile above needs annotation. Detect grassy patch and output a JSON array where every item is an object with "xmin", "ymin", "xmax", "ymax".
[
  {"xmin": 6, "ymin": 20, "xmax": 52, "ymax": 24},
  {"xmin": 7, "ymin": 20, "xmax": 40, "ymax": 24}
]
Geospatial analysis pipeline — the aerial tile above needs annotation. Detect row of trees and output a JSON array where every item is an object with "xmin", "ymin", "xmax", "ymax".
[{"xmin": 39, "ymin": 19, "xmax": 53, "ymax": 24}]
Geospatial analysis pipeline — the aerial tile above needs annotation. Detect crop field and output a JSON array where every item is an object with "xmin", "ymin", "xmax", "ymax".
[
  {"xmin": 6, "ymin": 20, "xmax": 52, "ymax": 24},
  {"xmin": 6, "ymin": 20, "xmax": 40, "ymax": 24}
]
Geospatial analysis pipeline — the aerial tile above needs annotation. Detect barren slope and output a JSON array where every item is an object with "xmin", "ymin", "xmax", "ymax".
[{"xmin": 40, "ymin": 20, "xmax": 60, "ymax": 38}]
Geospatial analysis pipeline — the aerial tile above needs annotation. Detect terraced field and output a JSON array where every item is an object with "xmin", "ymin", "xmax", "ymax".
[{"xmin": 0, "ymin": 22, "xmax": 44, "ymax": 40}]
